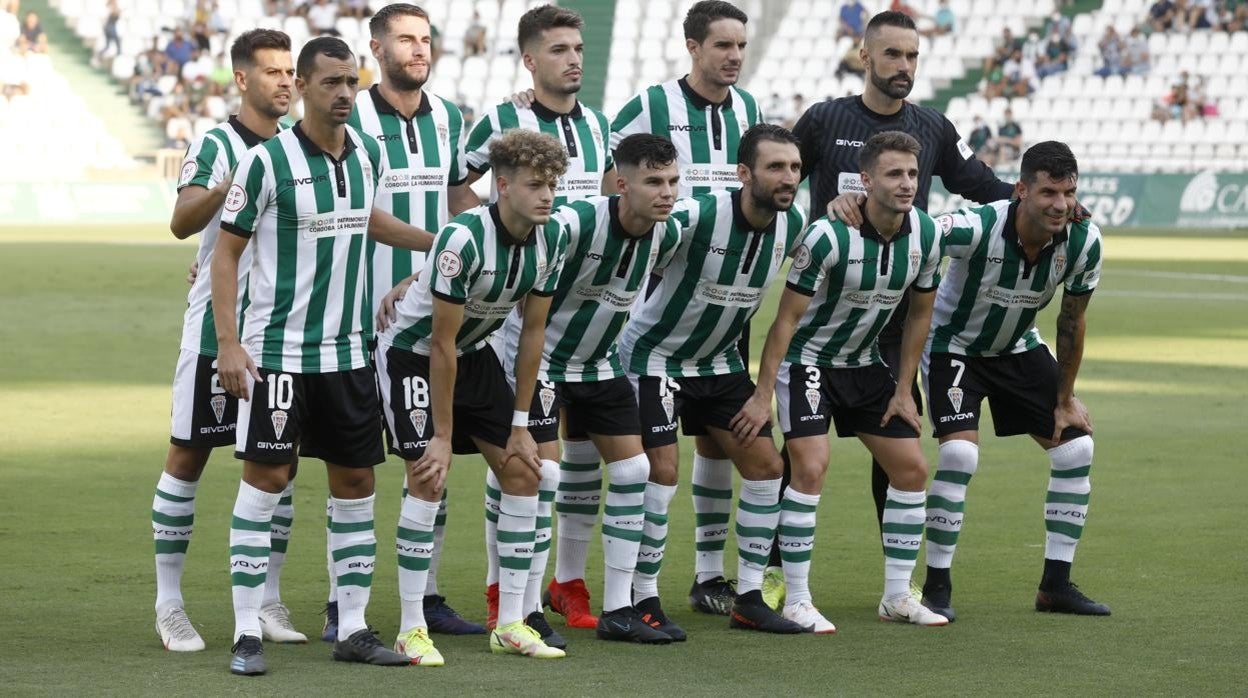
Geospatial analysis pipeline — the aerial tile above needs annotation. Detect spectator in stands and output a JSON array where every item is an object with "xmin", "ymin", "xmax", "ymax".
[
  {"xmin": 208, "ymin": 1, "xmax": 230, "ymax": 34},
  {"xmin": 1095, "ymin": 25, "xmax": 1124, "ymax": 77},
  {"xmin": 933, "ymin": 0, "xmax": 956, "ymax": 35},
  {"xmin": 17, "ymin": 11, "xmax": 47, "ymax": 54},
  {"xmin": 998, "ymin": 108, "xmax": 1023, "ymax": 162},
  {"xmin": 835, "ymin": 41, "xmax": 865, "ymax": 78},
  {"xmin": 1149, "ymin": 1, "xmax": 1177, "ymax": 32},
  {"xmin": 837, "ymin": 1, "xmax": 869, "ymax": 41},
  {"xmin": 1022, "ymin": 31, "xmax": 1043, "ymax": 62},
  {"xmin": 357, "ymin": 55, "xmax": 373, "ymax": 88},
  {"xmin": 344, "ymin": 0, "xmax": 371, "ymax": 19},
  {"xmin": 1004, "ymin": 48, "xmax": 1038, "ymax": 96},
  {"xmin": 982, "ymin": 58, "xmax": 1007, "ymax": 98},
  {"xmin": 181, "ymin": 48, "xmax": 213, "ymax": 82},
  {"xmin": 191, "ymin": 21, "xmax": 211, "ymax": 52},
  {"xmin": 967, "ymin": 116, "xmax": 995, "ymax": 166},
  {"xmin": 306, "ymin": 0, "xmax": 340, "ymax": 36},
  {"xmin": 210, "ymin": 50, "xmax": 232, "ymax": 88},
  {"xmin": 1227, "ymin": 0, "xmax": 1248, "ymax": 31},
  {"xmin": 165, "ymin": 28, "xmax": 195, "ymax": 68},
  {"xmin": 1187, "ymin": 0, "xmax": 1217, "ymax": 28},
  {"xmin": 97, "ymin": 1, "xmax": 121, "ymax": 60},
  {"xmin": 1170, "ymin": 0, "xmax": 1194, "ymax": 30},
  {"xmin": 464, "ymin": 11, "xmax": 487, "ymax": 56},
  {"xmin": 430, "ymin": 22, "xmax": 443, "ymax": 63},
  {"xmin": 889, "ymin": 0, "xmax": 919, "ymax": 17},
  {"xmin": 1122, "ymin": 26, "xmax": 1149, "ymax": 75},
  {"xmin": 1036, "ymin": 23, "xmax": 1071, "ymax": 79}
]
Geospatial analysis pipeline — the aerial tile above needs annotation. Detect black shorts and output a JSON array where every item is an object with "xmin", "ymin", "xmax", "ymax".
[
  {"xmin": 169, "ymin": 349, "xmax": 238, "ymax": 448},
  {"xmin": 527, "ymin": 376, "xmax": 642, "ymax": 443},
  {"xmin": 879, "ymin": 340, "xmax": 922, "ymax": 416},
  {"xmin": 235, "ymin": 366, "xmax": 384, "ymax": 468},
  {"xmin": 776, "ymin": 362, "xmax": 918, "ymax": 439},
  {"xmin": 925, "ymin": 347, "xmax": 1089, "ymax": 440},
  {"xmin": 635, "ymin": 371, "xmax": 770, "ymax": 449},
  {"xmin": 378, "ymin": 344, "xmax": 513, "ymax": 460}
]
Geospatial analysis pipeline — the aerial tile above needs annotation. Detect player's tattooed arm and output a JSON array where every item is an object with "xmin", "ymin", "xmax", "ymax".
[{"xmin": 1052, "ymin": 291, "xmax": 1093, "ymax": 441}]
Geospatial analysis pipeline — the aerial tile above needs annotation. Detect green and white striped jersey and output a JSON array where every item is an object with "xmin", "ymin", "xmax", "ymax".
[
  {"xmin": 621, "ymin": 189, "xmax": 807, "ymax": 378},
  {"xmin": 610, "ymin": 77, "xmax": 764, "ymax": 198},
  {"xmin": 785, "ymin": 209, "xmax": 942, "ymax": 368},
  {"xmin": 465, "ymin": 99, "xmax": 612, "ymax": 205},
  {"xmin": 220, "ymin": 123, "xmax": 383, "ymax": 374},
  {"xmin": 380, "ymin": 204, "xmax": 568, "ymax": 356},
  {"xmin": 177, "ymin": 116, "xmax": 277, "ymax": 356},
  {"xmin": 349, "ymin": 86, "xmax": 469, "ymax": 315},
  {"xmin": 928, "ymin": 200, "xmax": 1102, "ymax": 357},
  {"xmin": 536, "ymin": 196, "xmax": 681, "ymax": 382}
]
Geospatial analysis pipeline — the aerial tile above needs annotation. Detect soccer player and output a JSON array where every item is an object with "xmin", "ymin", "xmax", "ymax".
[
  {"xmin": 921, "ymin": 141, "xmax": 1109, "ymax": 619},
  {"xmin": 328, "ymin": 2, "xmax": 484, "ymax": 646},
  {"xmin": 461, "ymin": 4, "xmax": 613, "ymax": 638},
  {"xmin": 376, "ymin": 129, "xmax": 570, "ymax": 661},
  {"xmin": 212, "ymin": 36, "xmax": 433, "ymax": 676},
  {"xmin": 152, "ymin": 28, "xmax": 299, "ymax": 652},
  {"xmin": 731, "ymin": 131, "xmax": 950, "ymax": 631},
  {"xmin": 610, "ymin": 0, "xmax": 768, "ymax": 619},
  {"xmin": 508, "ymin": 133, "xmax": 684, "ymax": 644},
  {"xmin": 618, "ymin": 124, "xmax": 808, "ymax": 635}
]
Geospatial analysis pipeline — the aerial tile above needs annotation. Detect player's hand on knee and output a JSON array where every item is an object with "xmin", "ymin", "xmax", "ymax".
[
  {"xmin": 503, "ymin": 429, "xmax": 542, "ymax": 475},
  {"xmin": 730, "ymin": 391, "xmax": 772, "ymax": 447},
  {"xmin": 410, "ymin": 441, "xmax": 450, "ymax": 491},
  {"xmin": 217, "ymin": 342, "xmax": 261, "ymax": 400},
  {"xmin": 1052, "ymin": 397, "xmax": 1093, "ymax": 442},
  {"xmin": 827, "ymin": 193, "xmax": 867, "ymax": 228},
  {"xmin": 883, "ymin": 391, "xmax": 922, "ymax": 434}
]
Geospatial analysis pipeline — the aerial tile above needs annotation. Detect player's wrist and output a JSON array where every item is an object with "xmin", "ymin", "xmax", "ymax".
[{"xmin": 511, "ymin": 410, "xmax": 530, "ymax": 429}]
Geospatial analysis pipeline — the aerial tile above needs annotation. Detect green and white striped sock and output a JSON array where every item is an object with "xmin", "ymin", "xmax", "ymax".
[
  {"xmin": 397, "ymin": 494, "xmax": 439, "ymax": 633},
  {"xmin": 602, "ymin": 454, "xmax": 648, "ymax": 612},
  {"xmin": 693, "ymin": 454, "xmax": 733, "ymax": 583},
  {"xmin": 262, "ymin": 482, "xmax": 294, "ymax": 607},
  {"xmin": 497, "ymin": 493, "xmax": 538, "ymax": 627},
  {"xmin": 324, "ymin": 497, "xmax": 336, "ymax": 603},
  {"xmin": 633, "ymin": 482, "xmax": 676, "ymax": 603},
  {"xmin": 230, "ymin": 481, "xmax": 280, "ymax": 640},
  {"xmin": 425, "ymin": 491, "xmax": 448, "ymax": 596},
  {"xmin": 1044, "ymin": 436, "xmax": 1094, "ymax": 563},
  {"xmin": 925, "ymin": 440, "xmax": 978, "ymax": 569},
  {"xmin": 554, "ymin": 439, "xmax": 602, "ymax": 583},
  {"xmin": 153, "ymin": 472, "xmax": 197, "ymax": 610},
  {"xmin": 778, "ymin": 488, "xmax": 820, "ymax": 605},
  {"xmin": 525, "ymin": 460, "xmax": 559, "ymax": 613},
  {"xmin": 484, "ymin": 470, "xmax": 501, "ymax": 586},
  {"xmin": 883, "ymin": 486, "xmax": 926, "ymax": 598},
  {"xmin": 331, "ymin": 494, "xmax": 376, "ymax": 641},
  {"xmin": 736, "ymin": 478, "xmax": 782, "ymax": 593}
]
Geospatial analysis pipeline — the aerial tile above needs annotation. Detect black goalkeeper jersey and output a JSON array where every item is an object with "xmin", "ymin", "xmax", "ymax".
[{"xmin": 793, "ymin": 95, "xmax": 1015, "ymax": 346}]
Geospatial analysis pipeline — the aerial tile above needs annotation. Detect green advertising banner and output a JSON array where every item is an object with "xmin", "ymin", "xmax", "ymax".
[{"xmin": 929, "ymin": 171, "xmax": 1248, "ymax": 229}]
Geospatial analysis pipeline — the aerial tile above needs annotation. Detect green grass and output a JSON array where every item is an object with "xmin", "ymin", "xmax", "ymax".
[{"xmin": 1, "ymin": 227, "xmax": 1245, "ymax": 695}]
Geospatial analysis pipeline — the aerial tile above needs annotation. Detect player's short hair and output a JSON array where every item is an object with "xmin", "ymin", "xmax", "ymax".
[
  {"xmin": 517, "ymin": 4, "xmax": 583, "ymax": 52},
  {"xmin": 230, "ymin": 29, "xmax": 290, "ymax": 70},
  {"xmin": 369, "ymin": 3, "xmax": 430, "ymax": 38},
  {"xmin": 738, "ymin": 123, "xmax": 800, "ymax": 169},
  {"xmin": 684, "ymin": 1, "xmax": 748, "ymax": 43},
  {"xmin": 859, "ymin": 130, "xmax": 922, "ymax": 173},
  {"xmin": 1020, "ymin": 141, "xmax": 1079, "ymax": 184},
  {"xmin": 297, "ymin": 36, "xmax": 354, "ymax": 78},
  {"xmin": 489, "ymin": 130, "xmax": 569, "ymax": 183},
  {"xmin": 614, "ymin": 134, "xmax": 678, "ymax": 172},
  {"xmin": 864, "ymin": 10, "xmax": 918, "ymax": 44}
]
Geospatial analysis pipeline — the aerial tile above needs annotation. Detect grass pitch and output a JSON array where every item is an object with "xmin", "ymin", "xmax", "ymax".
[{"xmin": 0, "ymin": 226, "xmax": 1245, "ymax": 695}]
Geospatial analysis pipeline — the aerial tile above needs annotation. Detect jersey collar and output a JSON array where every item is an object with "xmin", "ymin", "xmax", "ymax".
[
  {"xmin": 368, "ymin": 84, "xmax": 432, "ymax": 119},
  {"xmin": 1002, "ymin": 200, "xmax": 1068, "ymax": 249},
  {"xmin": 857, "ymin": 202, "xmax": 912, "ymax": 242},
  {"xmin": 530, "ymin": 98, "xmax": 583, "ymax": 122},
  {"xmin": 731, "ymin": 188, "xmax": 772, "ymax": 234},
  {"xmin": 608, "ymin": 195, "xmax": 654, "ymax": 240},
  {"xmin": 292, "ymin": 122, "xmax": 358, "ymax": 162},
  {"xmin": 488, "ymin": 203, "xmax": 539, "ymax": 247},
  {"xmin": 228, "ymin": 115, "xmax": 267, "ymax": 148},
  {"xmin": 678, "ymin": 76, "xmax": 731, "ymax": 110}
]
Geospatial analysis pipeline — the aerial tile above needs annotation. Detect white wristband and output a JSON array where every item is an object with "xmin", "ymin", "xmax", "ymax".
[{"xmin": 511, "ymin": 410, "xmax": 529, "ymax": 428}]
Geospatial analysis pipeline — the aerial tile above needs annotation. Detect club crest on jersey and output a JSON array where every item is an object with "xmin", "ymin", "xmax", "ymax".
[
  {"xmin": 909, "ymin": 250, "xmax": 922, "ymax": 274},
  {"xmin": 1053, "ymin": 252, "xmax": 1067, "ymax": 278},
  {"xmin": 271, "ymin": 410, "xmax": 288, "ymax": 440},
  {"xmin": 661, "ymin": 393, "xmax": 675, "ymax": 423},
  {"xmin": 946, "ymin": 387, "xmax": 964, "ymax": 414},
  {"xmin": 436, "ymin": 124, "xmax": 449, "ymax": 144},
  {"xmin": 410, "ymin": 408, "xmax": 427, "ymax": 437},
  {"xmin": 773, "ymin": 241, "xmax": 785, "ymax": 267},
  {"xmin": 588, "ymin": 120, "xmax": 602, "ymax": 144},
  {"xmin": 805, "ymin": 387, "xmax": 821, "ymax": 414},
  {"xmin": 210, "ymin": 394, "xmax": 227, "ymax": 424},
  {"xmin": 539, "ymin": 383, "xmax": 556, "ymax": 417}
]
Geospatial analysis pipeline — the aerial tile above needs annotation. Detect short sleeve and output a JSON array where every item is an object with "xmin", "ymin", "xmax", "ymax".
[
  {"xmin": 219, "ymin": 148, "xmax": 272, "ymax": 238},
  {"xmin": 429, "ymin": 224, "xmax": 479, "ymax": 303},
  {"xmin": 1064, "ymin": 222, "xmax": 1102, "ymax": 296},
  {"xmin": 532, "ymin": 222, "xmax": 568, "ymax": 297},
  {"xmin": 447, "ymin": 101, "xmax": 470, "ymax": 185},
  {"xmin": 464, "ymin": 108, "xmax": 498, "ymax": 174},
  {"xmin": 177, "ymin": 132, "xmax": 224, "ymax": 191},
  {"xmin": 654, "ymin": 217, "xmax": 683, "ymax": 271},
  {"xmin": 786, "ymin": 221, "xmax": 837, "ymax": 297},
  {"xmin": 933, "ymin": 207, "xmax": 983, "ymax": 258},
  {"xmin": 913, "ymin": 213, "xmax": 942, "ymax": 292},
  {"xmin": 609, "ymin": 92, "xmax": 648, "ymax": 151}
]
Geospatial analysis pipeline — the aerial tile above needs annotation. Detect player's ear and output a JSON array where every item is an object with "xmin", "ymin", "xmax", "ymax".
[
  {"xmin": 295, "ymin": 75, "xmax": 307, "ymax": 96},
  {"xmin": 1013, "ymin": 179, "xmax": 1027, "ymax": 201},
  {"xmin": 369, "ymin": 37, "xmax": 382, "ymax": 61},
  {"xmin": 736, "ymin": 161, "xmax": 750, "ymax": 184},
  {"xmin": 521, "ymin": 51, "xmax": 536, "ymax": 73},
  {"xmin": 234, "ymin": 68, "xmax": 247, "ymax": 93},
  {"xmin": 686, "ymin": 37, "xmax": 699, "ymax": 57}
]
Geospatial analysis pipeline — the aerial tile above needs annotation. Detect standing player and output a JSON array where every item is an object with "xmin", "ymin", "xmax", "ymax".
[
  {"xmin": 515, "ymin": 134, "xmax": 684, "ymax": 644},
  {"xmin": 376, "ymin": 129, "xmax": 569, "ymax": 661},
  {"xmin": 328, "ymin": 2, "xmax": 484, "ymax": 645},
  {"xmin": 920, "ymin": 141, "xmax": 1109, "ymax": 619},
  {"xmin": 610, "ymin": 0, "xmax": 767, "ymax": 619},
  {"xmin": 762, "ymin": 9, "xmax": 1017, "ymax": 610},
  {"xmin": 731, "ymin": 132, "xmax": 949, "ymax": 631},
  {"xmin": 212, "ymin": 37, "xmax": 432, "ymax": 676},
  {"xmin": 618, "ymin": 124, "xmax": 808, "ymax": 635},
  {"xmin": 152, "ymin": 28, "xmax": 300, "ymax": 652},
  {"xmin": 461, "ymin": 4, "xmax": 613, "ymax": 636}
]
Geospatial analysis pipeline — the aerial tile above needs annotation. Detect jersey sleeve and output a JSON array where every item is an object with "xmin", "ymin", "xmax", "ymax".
[
  {"xmin": 429, "ymin": 224, "xmax": 479, "ymax": 304},
  {"xmin": 933, "ymin": 207, "xmax": 982, "ymax": 258},
  {"xmin": 532, "ymin": 221, "xmax": 569, "ymax": 297},
  {"xmin": 913, "ymin": 211, "xmax": 942, "ymax": 292},
  {"xmin": 609, "ymin": 91, "xmax": 648, "ymax": 151},
  {"xmin": 792, "ymin": 105, "xmax": 823, "ymax": 183},
  {"xmin": 446, "ymin": 100, "xmax": 470, "ymax": 185},
  {"xmin": 464, "ymin": 107, "xmax": 498, "ymax": 174},
  {"xmin": 1064, "ymin": 221, "xmax": 1103, "ymax": 296},
  {"xmin": 654, "ymin": 217, "xmax": 683, "ymax": 271},
  {"xmin": 784, "ymin": 205, "xmax": 810, "ymax": 256},
  {"xmin": 360, "ymin": 129, "xmax": 383, "ymax": 184},
  {"xmin": 177, "ymin": 132, "xmax": 225, "ymax": 192},
  {"xmin": 786, "ymin": 221, "xmax": 837, "ymax": 297},
  {"xmin": 219, "ymin": 148, "xmax": 272, "ymax": 238},
  {"xmin": 933, "ymin": 115, "xmax": 1015, "ymax": 204},
  {"xmin": 593, "ymin": 109, "xmax": 614, "ymax": 171}
]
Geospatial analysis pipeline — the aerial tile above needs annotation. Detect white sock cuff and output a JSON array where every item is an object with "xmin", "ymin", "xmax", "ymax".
[
  {"xmin": 279, "ymin": 481, "xmax": 295, "ymax": 498},
  {"xmin": 331, "ymin": 494, "xmax": 375, "ymax": 520},
  {"xmin": 539, "ymin": 459, "xmax": 560, "ymax": 490},
  {"xmin": 783, "ymin": 487, "xmax": 821, "ymax": 507},
  {"xmin": 886, "ymin": 486, "xmax": 926, "ymax": 505},
  {"xmin": 237, "ymin": 480, "xmax": 282, "ymax": 510},
  {"xmin": 1048, "ymin": 434, "xmax": 1094, "ymax": 468},
  {"xmin": 158, "ymin": 472, "xmax": 198, "ymax": 498},
  {"xmin": 401, "ymin": 495, "xmax": 440, "ymax": 527},
  {"xmin": 741, "ymin": 477, "xmax": 782, "ymax": 501},
  {"xmin": 693, "ymin": 453, "xmax": 733, "ymax": 488},
  {"xmin": 562, "ymin": 438, "xmax": 600, "ymax": 463},
  {"xmin": 938, "ymin": 439, "xmax": 980, "ymax": 471},
  {"xmin": 499, "ymin": 493, "xmax": 539, "ymax": 518},
  {"xmin": 607, "ymin": 453, "xmax": 649, "ymax": 485},
  {"xmin": 644, "ymin": 482, "xmax": 678, "ymax": 511}
]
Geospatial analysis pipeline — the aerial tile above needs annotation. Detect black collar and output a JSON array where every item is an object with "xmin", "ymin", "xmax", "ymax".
[
  {"xmin": 530, "ymin": 98, "xmax": 583, "ymax": 122},
  {"xmin": 608, "ymin": 195, "xmax": 654, "ymax": 240},
  {"xmin": 1002, "ymin": 200, "xmax": 1068, "ymax": 249},
  {"xmin": 489, "ymin": 203, "xmax": 538, "ymax": 247},
  {"xmin": 731, "ymin": 188, "xmax": 772, "ymax": 234},
  {"xmin": 292, "ymin": 122, "xmax": 357, "ymax": 162},
  {"xmin": 368, "ymin": 84, "xmax": 432, "ymax": 119},
  {"xmin": 228, "ymin": 115, "xmax": 267, "ymax": 148},
  {"xmin": 854, "ymin": 95, "xmax": 906, "ymax": 122},
  {"xmin": 857, "ymin": 202, "xmax": 912, "ymax": 242},
  {"xmin": 678, "ymin": 76, "xmax": 731, "ymax": 110}
]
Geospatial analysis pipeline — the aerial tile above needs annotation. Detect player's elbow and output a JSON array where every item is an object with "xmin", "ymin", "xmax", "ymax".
[{"xmin": 168, "ymin": 216, "xmax": 196, "ymax": 240}]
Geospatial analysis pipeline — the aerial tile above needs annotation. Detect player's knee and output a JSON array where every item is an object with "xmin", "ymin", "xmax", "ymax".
[
  {"xmin": 646, "ymin": 447, "xmax": 679, "ymax": 485},
  {"xmin": 539, "ymin": 459, "xmax": 560, "ymax": 492},
  {"xmin": 790, "ymin": 457, "xmax": 828, "ymax": 493},
  {"xmin": 164, "ymin": 445, "xmax": 210, "ymax": 481},
  {"xmin": 938, "ymin": 439, "xmax": 980, "ymax": 476},
  {"xmin": 752, "ymin": 450, "xmax": 785, "ymax": 480},
  {"xmin": 329, "ymin": 467, "xmax": 375, "ymax": 499},
  {"xmin": 891, "ymin": 456, "xmax": 929, "ymax": 491}
]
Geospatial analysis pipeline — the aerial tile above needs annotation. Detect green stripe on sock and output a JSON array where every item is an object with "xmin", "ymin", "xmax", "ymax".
[
  {"xmin": 777, "ymin": 524, "xmax": 814, "ymax": 537},
  {"xmin": 926, "ymin": 528, "xmax": 959, "ymax": 545},
  {"xmin": 559, "ymin": 460, "xmax": 600, "ymax": 472},
  {"xmin": 934, "ymin": 470, "xmax": 973, "ymax": 485},
  {"xmin": 231, "ymin": 571, "xmax": 266, "ymax": 587},
  {"xmin": 534, "ymin": 539, "xmax": 551, "ymax": 553},
  {"xmin": 692, "ymin": 485, "xmax": 732, "ymax": 499},
  {"xmin": 337, "ymin": 572, "xmax": 373, "ymax": 588},
  {"xmin": 270, "ymin": 515, "xmax": 293, "ymax": 527},
  {"xmin": 607, "ymin": 482, "xmax": 647, "ymax": 494},
  {"xmin": 926, "ymin": 495, "xmax": 965, "ymax": 513},
  {"xmin": 154, "ymin": 511, "xmax": 195, "ymax": 527},
  {"xmin": 537, "ymin": 516, "xmax": 552, "ymax": 529},
  {"xmin": 155, "ymin": 539, "xmax": 189, "ymax": 554},
  {"xmin": 331, "ymin": 543, "xmax": 377, "ymax": 561},
  {"xmin": 556, "ymin": 503, "xmax": 600, "ymax": 516},
  {"xmin": 1045, "ymin": 520, "xmax": 1084, "ymax": 539},
  {"xmin": 397, "ymin": 526, "xmax": 435, "ymax": 543},
  {"xmin": 883, "ymin": 546, "xmax": 920, "ymax": 561},
  {"xmin": 695, "ymin": 541, "xmax": 725, "ymax": 551},
  {"xmin": 329, "ymin": 519, "xmax": 373, "ymax": 534},
  {"xmin": 737, "ymin": 500, "xmax": 780, "ymax": 515},
  {"xmin": 230, "ymin": 544, "xmax": 269, "ymax": 557},
  {"xmin": 1046, "ymin": 491, "xmax": 1090, "ymax": 505},
  {"xmin": 635, "ymin": 561, "xmax": 660, "ymax": 575},
  {"xmin": 558, "ymin": 480, "xmax": 603, "ymax": 492},
  {"xmin": 434, "ymin": 514, "xmax": 446, "ymax": 526},
  {"xmin": 230, "ymin": 514, "xmax": 270, "ymax": 532},
  {"xmin": 497, "ymin": 529, "xmax": 536, "ymax": 543},
  {"xmin": 278, "ymin": 495, "xmax": 293, "ymax": 505},
  {"xmin": 539, "ymin": 489, "xmax": 556, "ymax": 502},
  {"xmin": 780, "ymin": 498, "xmax": 817, "ymax": 513},
  {"xmin": 269, "ymin": 538, "xmax": 289, "ymax": 554},
  {"xmin": 641, "ymin": 535, "xmax": 665, "ymax": 548},
  {"xmin": 1050, "ymin": 465, "xmax": 1091, "ymax": 479},
  {"xmin": 780, "ymin": 549, "xmax": 812, "ymax": 563},
  {"xmin": 738, "ymin": 549, "xmax": 770, "ymax": 566},
  {"xmin": 882, "ymin": 522, "xmax": 926, "ymax": 535},
  {"xmin": 485, "ymin": 510, "xmax": 499, "ymax": 523},
  {"xmin": 643, "ymin": 512, "xmax": 668, "ymax": 525},
  {"xmin": 695, "ymin": 512, "xmax": 730, "ymax": 525},
  {"xmin": 735, "ymin": 524, "xmax": 774, "ymax": 540},
  {"xmin": 602, "ymin": 524, "xmax": 643, "ymax": 542},
  {"xmin": 603, "ymin": 504, "xmax": 645, "ymax": 517},
  {"xmin": 499, "ymin": 555, "xmax": 532, "ymax": 570},
  {"xmin": 486, "ymin": 485, "xmax": 501, "ymax": 500},
  {"xmin": 397, "ymin": 555, "xmax": 431, "ymax": 571},
  {"xmin": 155, "ymin": 489, "xmax": 194, "ymax": 503}
]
